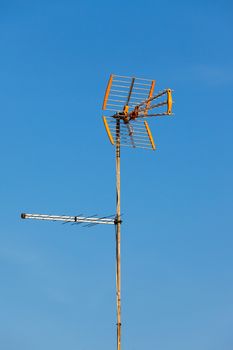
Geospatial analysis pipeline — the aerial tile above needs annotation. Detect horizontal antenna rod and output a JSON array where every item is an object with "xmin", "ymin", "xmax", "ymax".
[{"xmin": 21, "ymin": 213, "xmax": 115, "ymax": 225}]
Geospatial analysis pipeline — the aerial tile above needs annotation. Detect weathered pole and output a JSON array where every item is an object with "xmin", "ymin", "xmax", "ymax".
[{"xmin": 115, "ymin": 118, "xmax": 121, "ymax": 350}]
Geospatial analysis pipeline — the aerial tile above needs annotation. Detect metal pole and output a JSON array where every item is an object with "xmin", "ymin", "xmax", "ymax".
[{"xmin": 116, "ymin": 118, "xmax": 121, "ymax": 350}]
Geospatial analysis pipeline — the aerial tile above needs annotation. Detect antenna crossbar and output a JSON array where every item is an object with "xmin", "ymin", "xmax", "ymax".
[{"xmin": 21, "ymin": 213, "xmax": 115, "ymax": 225}]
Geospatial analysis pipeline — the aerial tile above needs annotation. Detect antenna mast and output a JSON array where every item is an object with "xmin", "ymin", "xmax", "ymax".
[
  {"xmin": 102, "ymin": 74, "xmax": 173, "ymax": 350},
  {"xmin": 115, "ymin": 118, "xmax": 121, "ymax": 350}
]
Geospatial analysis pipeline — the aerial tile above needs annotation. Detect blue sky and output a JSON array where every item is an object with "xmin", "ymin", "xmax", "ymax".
[{"xmin": 1, "ymin": 0, "xmax": 233, "ymax": 349}]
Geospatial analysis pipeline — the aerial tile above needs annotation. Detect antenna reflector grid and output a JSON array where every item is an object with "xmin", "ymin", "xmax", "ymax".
[
  {"xmin": 103, "ymin": 116, "xmax": 156, "ymax": 150},
  {"xmin": 102, "ymin": 74, "xmax": 156, "ymax": 115}
]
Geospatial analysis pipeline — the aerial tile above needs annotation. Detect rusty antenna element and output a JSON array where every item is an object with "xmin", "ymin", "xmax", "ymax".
[
  {"xmin": 102, "ymin": 74, "xmax": 173, "ymax": 350},
  {"xmin": 21, "ymin": 73, "xmax": 173, "ymax": 350}
]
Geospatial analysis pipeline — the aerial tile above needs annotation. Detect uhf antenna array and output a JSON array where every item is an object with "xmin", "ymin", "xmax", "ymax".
[
  {"xmin": 21, "ymin": 74, "xmax": 173, "ymax": 350},
  {"xmin": 102, "ymin": 74, "xmax": 172, "ymax": 150}
]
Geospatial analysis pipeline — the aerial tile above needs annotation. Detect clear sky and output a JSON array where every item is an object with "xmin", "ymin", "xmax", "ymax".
[{"xmin": 1, "ymin": 0, "xmax": 233, "ymax": 349}]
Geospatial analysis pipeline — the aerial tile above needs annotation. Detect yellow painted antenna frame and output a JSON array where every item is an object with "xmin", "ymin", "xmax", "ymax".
[
  {"xmin": 145, "ymin": 80, "xmax": 156, "ymax": 115},
  {"xmin": 167, "ymin": 89, "xmax": 172, "ymax": 115},
  {"xmin": 144, "ymin": 121, "xmax": 156, "ymax": 150},
  {"xmin": 102, "ymin": 74, "xmax": 113, "ymax": 110},
  {"xmin": 103, "ymin": 116, "xmax": 115, "ymax": 145}
]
